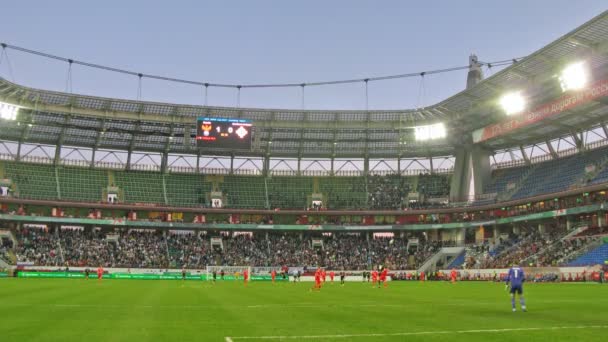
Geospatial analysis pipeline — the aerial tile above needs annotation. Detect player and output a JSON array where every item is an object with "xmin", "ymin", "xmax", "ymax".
[
  {"xmin": 220, "ymin": 269, "xmax": 225, "ymax": 280},
  {"xmin": 380, "ymin": 267, "xmax": 388, "ymax": 288},
  {"xmin": 243, "ymin": 268, "xmax": 249, "ymax": 287},
  {"xmin": 84, "ymin": 268, "xmax": 89, "ymax": 279},
  {"xmin": 311, "ymin": 268, "xmax": 322, "ymax": 291},
  {"xmin": 329, "ymin": 271, "xmax": 335, "ymax": 283},
  {"xmin": 271, "ymin": 269, "xmax": 276, "ymax": 283},
  {"xmin": 450, "ymin": 268, "xmax": 457, "ymax": 284},
  {"xmin": 96, "ymin": 266, "xmax": 104, "ymax": 282},
  {"xmin": 212, "ymin": 270, "xmax": 217, "ymax": 282},
  {"xmin": 505, "ymin": 264, "xmax": 527, "ymax": 312},
  {"xmin": 340, "ymin": 271, "xmax": 346, "ymax": 286},
  {"xmin": 420, "ymin": 271, "xmax": 425, "ymax": 282},
  {"xmin": 371, "ymin": 269, "xmax": 378, "ymax": 286},
  {"xmin": 182, "ymin": 268, "xmax": 186, "ymax": 280},
  {"xmin": 322, "ymin": 269, "xmax": 327, "ymax": 283}
]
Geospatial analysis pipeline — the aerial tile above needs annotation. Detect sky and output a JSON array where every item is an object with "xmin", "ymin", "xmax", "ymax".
[{"xmin": 0, "ymin": 1, "xmax": 606, "ymax": 110}]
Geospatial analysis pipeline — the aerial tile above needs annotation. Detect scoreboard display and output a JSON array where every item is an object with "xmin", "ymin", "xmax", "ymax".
[{"xmin": 196, "ymin": 117, "xmax": 253, "ymax": 150}]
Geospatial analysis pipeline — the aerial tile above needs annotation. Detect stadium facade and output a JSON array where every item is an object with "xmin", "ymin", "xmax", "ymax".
[{"xmin": 0, "ymin": 11, "xmax": 608, "ymax": 272}]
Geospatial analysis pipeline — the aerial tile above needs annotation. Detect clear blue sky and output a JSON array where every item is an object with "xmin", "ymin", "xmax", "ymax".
[{"xmin": 1, "ymin": 0, "xmax": 606, "ymax": 110}]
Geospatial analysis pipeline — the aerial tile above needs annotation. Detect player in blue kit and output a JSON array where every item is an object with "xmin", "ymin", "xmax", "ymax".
[{"xmin": 505, "ymin": 264, "xmax": 527, "ymax": 312}]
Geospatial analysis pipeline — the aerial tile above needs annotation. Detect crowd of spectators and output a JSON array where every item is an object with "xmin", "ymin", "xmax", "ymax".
[
  {"xmin": 11, "ymin": 228, "xmax": 443, "ymax": 270},
  {"xmin": 10, "ymin": 225, "xmax": 605, "ymax": 270},
  {"xmin": 1, "ymin": 237, "xmax": 13, "ymax": 264},
  {"xmin": 14, "ymin": 228, "xmax": 63, "ymax": 266},
  {"xmin": 531, "ymin": 236, "xmax": 602, "ymax": 266},
  {"xmin": 479, "ymin": 229, "xmax": 565, "ymax": 268},
  {"xmin": 367, "ymin": 175, "xmax": 411, "ymax": 210}
]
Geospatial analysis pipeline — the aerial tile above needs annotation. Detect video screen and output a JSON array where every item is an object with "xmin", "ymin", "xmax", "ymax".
[{"xmin": 196, "ymin": 117, "xmax": 252, "ymax": 150}]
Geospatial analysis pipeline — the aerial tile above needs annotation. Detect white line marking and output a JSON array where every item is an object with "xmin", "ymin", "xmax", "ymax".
[
  {"xmin": 227, "ymin": 325, "xmax": 608, "ymax": 340},
  {"xmin": 225, "ymin": 337, "xmax": 233, "ymax": 342}
]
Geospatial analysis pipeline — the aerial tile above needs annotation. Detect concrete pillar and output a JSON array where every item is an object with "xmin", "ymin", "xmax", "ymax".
[
  {"xmin": 597, "ymin": 212, "xmax": 605, "ymax": 227},
  {"xmin": 471, "ymin": 145, "xmax": 492, "ymax": 197},
  {"xmin": 512, "ymin": 226, "xmax": 520, "ymax": 235},
  {"xmin": 450, "ymin": 147, "xmax": 471, "ymax": 202},
  {"xmin": 538, "ymin": 223, "xmax": 545, "ymax": 234}
]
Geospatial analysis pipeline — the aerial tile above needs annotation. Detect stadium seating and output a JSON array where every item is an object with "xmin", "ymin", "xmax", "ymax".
[
  {"xmin": 477, "ymin": 144, "xmax": 608, "ymax": 201},
  {"xmin": 483, "ymin": 166, "xmax": 528, "ymax": 196},
  {"xmin": 57, "ymin": 166, "xmax": 107, "ymax": 202},
  {"xmin": 319, "ymin": 177, "xmax": 367, "ymax": 209},
  {"xmin": 3, "ymin": 162, "xmax": 58, "ymax": 200},
  {"xmin": 114, "ymin": 171, "xmax": 165, "ymax": 204},
  {"xmin": 164, "ymin": 174, "xmax": 212, "ymax": 207},
  {"xmin": 446, "ymin": 251, "xmax": 465, "ymax": 269},
  {"xmin": 221, "ymin": 176, "xmax": 267, "ymax": 209},
  {"xmin": 567, "ymin": 243, "xmax": 608, "ymax": 266},
  {"xmin": 267, "ymin": 176, "xmax": 313, "ymax": 209}
]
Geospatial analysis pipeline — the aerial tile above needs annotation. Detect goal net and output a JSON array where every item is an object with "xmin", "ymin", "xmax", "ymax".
[{"xmin": 205, "ymin": 266, "xmax": 252, "ymax": 281}]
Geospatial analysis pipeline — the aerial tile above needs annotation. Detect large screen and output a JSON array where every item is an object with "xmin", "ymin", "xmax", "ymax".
[{"xmin": 196, "ymin": 117, "xmax": 253, "ymax": 150}]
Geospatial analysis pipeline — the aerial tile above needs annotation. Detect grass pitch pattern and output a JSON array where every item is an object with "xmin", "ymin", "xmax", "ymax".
[{"xmin": 1, "ymin": 279, "xmax": 607, "ymax": 341}]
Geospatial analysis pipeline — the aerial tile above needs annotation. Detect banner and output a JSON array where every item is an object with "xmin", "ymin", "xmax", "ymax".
[
  {"xmin": 0, "ymin": 203, "xmax": 604, "ymax": 232},
  {"xmin": 0, "ymin": 272, "xmax": 8, "ymax": 278},
  {"xmin": 16, "ymin": 272, "xmax": 286, "ymax": 281},
  {"xmin": 473, "ymin": 79, "xmax": 608, "ymax": 143}
]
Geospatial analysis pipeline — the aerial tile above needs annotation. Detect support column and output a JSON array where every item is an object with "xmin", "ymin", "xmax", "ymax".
[
  {"xmin": 126, "ymin": 150, "xmax": 132, "ymax": 171},
  {"xmin": 397, "ymin": 157, "xmax": 401, "ymax": 175},
  {"xmin": 449, "ymin": 146, "xmax": 471, "ymax": 202},
  {"xmin": 160, "ymin": 152, "xmax": 168, "ymax": 173},
  {"xmin": 598, "ymin": 211, "xmax": 605, "ymax": 228},
  {"xmin": 297, "ymin": 157, "xmax": 301, "ymax": 176},
  {"xmin": 471, "ymin": 145, "xmax": 492, "ymax": 197},
  {"xmin": 263, "ymin": 155, "xmax": 270, "ymax": 177},
  {"xmin": 196, "ymin": 152, "xmax": 201, "ymax": 174},
  {"xmin": 363, "ymin": 156, "xmax": 369, "ymax": 176},
  {"xmin": 230, "ymin": 154, "xmax": 234, "ymax": 175},
  {"xmin": 54, "ymin": 145, "xmax": 62, "ymax": 166}
]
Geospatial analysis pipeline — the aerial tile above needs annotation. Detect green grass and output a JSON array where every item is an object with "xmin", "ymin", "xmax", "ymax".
[{"xmin": 1, "ymin": 279, "xmax": 607, "ymax": 341}]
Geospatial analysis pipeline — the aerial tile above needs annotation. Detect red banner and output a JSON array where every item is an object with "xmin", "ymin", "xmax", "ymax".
[{"xmin": 473, "ymin": 79, "xmax": 608, "ymax": 143}]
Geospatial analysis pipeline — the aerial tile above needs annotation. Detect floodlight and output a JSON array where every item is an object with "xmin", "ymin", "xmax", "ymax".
[
  {"xmin": 0, "ymin": 101, "xmax": 20, "ymax": 120},
  {"xmin": 415, "ymin": 123, "xmax": 446, "ymax": 141},
  {"xmin": 559, "ymin": 61, "xmax": 588, "ymax": 92},
  {"xmin": 499, "ymin": 92, "xmax": 525, "ymax": 115}
]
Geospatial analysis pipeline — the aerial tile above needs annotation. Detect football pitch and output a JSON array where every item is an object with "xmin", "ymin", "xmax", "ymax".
[{"xmin": 1, "ymin": 279, "xmax": 607, "ymax": 341}]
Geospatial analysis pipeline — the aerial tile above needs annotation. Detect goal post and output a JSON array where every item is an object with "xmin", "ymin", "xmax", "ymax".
[{"xmin": 205, "ymin": 266, "xmax": 251, "ymax": 281}]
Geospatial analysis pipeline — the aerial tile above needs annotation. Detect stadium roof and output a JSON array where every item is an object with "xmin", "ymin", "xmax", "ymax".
[{"xmin": 0, "ymin": 10, "xmax": 607, "ymax": 159}]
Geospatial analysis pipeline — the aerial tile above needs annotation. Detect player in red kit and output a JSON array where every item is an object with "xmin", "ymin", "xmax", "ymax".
[
  {"xmin": 271, "ymin": 269, "xmax": 276, "ymax": 283},
  {"xmin": 96, "ymin": 266, "xmax": 104, "ymax": 282},
  {"xmin": 243, "ymin": 269, "xmax": 249, "ymax": 287},
  {"xmin": 322, "ymin": 269, "xmax": 327, "ymax": 283},
  {"xmin": 380, "ymin": 268, "xmax": 388, "ymax": 288},
  {"xmin": 371, "ymin": 269, "xmax": 378, "ymax": 286},
  {"xmin": 420, "ymin": 271, "xmax": 425, "ymax": 282},
  {"xmin": 311, "ymin": 268, "xmax": 322, "ymax": 291},
  {"xmin": 329, "ymin": 271, "xmax": 335, "ymax": 283},
  {"xmin": 450, "ymin": 268, "xmax": 457, "ymax": 284}
]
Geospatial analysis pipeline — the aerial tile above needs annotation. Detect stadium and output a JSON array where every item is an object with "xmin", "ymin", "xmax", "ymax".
[{"xmin": 1, "ymin": 5, "xmax": 608, "ymax": 342}]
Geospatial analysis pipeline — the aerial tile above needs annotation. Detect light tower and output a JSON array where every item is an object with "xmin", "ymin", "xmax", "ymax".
[{"xmin": 466, "ymin": 54, "xmax": 484, "ymax": 89}]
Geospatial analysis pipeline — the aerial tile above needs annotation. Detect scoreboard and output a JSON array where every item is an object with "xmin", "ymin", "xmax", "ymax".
[{"xmin": 196, "ymin": 117, "xmax": 253, "ymax": 150}]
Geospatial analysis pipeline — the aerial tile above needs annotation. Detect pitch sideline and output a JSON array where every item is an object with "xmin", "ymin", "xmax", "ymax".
[{"xmin": 226, "ymin": 325, "xmax": 608, "ymax": 340}]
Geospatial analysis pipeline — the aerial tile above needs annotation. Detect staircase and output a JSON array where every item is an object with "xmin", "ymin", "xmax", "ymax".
[
  {"xmin": 447, "ymin": 250, "xmax": 466, "ymax": 269},
  {"xmin": 418, "ymin": 247, "xmax": 464, "ymax": 273}
]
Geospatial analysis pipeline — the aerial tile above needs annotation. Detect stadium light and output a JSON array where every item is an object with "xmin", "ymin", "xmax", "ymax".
[
  {"xmin": 559, "ymin": 61, "xmax": 588, "ymax": 92},
  {"xmin": 499, "ymin": 91, "xmax": 525, "ymax": 115},
  {"xmin": 415, "ymin": 123, "xmax": 446, "ymax": 141},
  {"xmin": 0, "ymin": 101, "xmax": 20, "ymax": 120}
]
